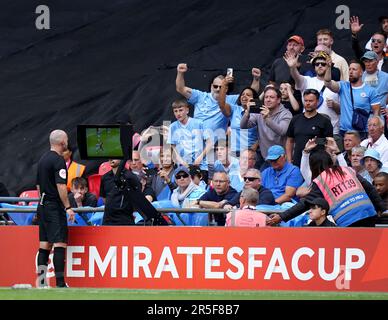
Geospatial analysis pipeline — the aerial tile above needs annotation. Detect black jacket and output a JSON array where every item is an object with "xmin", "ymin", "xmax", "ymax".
[{"xmin": 352, "ymin": 35, "xmax": 388, "ymax": 73}]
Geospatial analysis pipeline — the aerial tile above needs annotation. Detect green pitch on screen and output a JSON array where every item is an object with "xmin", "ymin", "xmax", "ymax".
[{"xmin": 86, "ymin": 128, "xmax": 123, "ymax": 158}]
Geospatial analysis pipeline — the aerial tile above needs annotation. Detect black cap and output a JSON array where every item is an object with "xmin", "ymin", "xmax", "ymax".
[
  {"xmin": 189, "ymin": 165, "xmax": 202, "ymax": 177},
  {"xmin": 305, "ymin": 197, "xmax": 330, "ymax": 212},
  {"xmin": 378, "ymin": 15, "xmax": 388, "ymax": 23}
]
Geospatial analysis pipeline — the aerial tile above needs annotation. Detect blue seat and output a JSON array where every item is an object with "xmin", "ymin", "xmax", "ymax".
[
  {"xmin": 176, "ymin": 212, "xmax": 208, "ymax": 226},
  {"xmin": 255, "ymin": 202, "xmax": 308, "ymax": 227},
  {"xmin": 152, "ymin": 200, "xmax": 183, "ymax": 225},
  {"xmin": 152, "ymin": 200, "xmax": 208, "ymax": 226},
  {"xmin": 67, "ymin": 207, "xmax": 97, "ymax": 226},
  {"xmin": 97, "ymin": 197, "xmax": 105, "ymax": 207},
  {"xmin": 0, "ymin": 203, "xmax": 36, "ymax": 225},
  {"xmin": 278, "ymin": 202, "xmax": 309, "ymax": 227},
  {"xmin": 156, "ymin": 185, "xmax": 172, "ymax": 201},
  {"xmin": 88, "ymin": 206, "xmax": 105, "ymax": 225}
]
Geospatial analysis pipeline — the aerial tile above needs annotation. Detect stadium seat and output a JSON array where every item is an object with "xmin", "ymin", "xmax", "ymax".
[
  {"xmin": 151, "ymin": 200, "xmax": 207, "ymax": 226},
  {"xmin": 156, "ymin": 185, "xmax": 172, "ymax": 201},
  {"xmin": 87, "ymin": 174, "xmax": 101, "ymax": 198},
  {"xmin": 67, "ymin": 207, "xmax": 96, "ymax": 226},
  {"xmin": 88, "ymin": 208, "xmax": 105, "ymax": 225},
  {"xmin": 98, "ymin": 161, "xmax": 111, "ymax": 176},
  {"xmin": 0, "ymin": 203, "xmax": 35, "ymax": 225},
  {"xmin": 97, "ymin": 197, "xmax": 104, "ymax": 206},
  {"xmin": 18, "ymin": 189, "xmax": 39, "ymax": 206}
]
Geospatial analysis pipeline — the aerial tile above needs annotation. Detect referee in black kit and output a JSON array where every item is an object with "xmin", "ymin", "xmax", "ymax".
[{"xmin": 36, "ymin": 129, "xmax": 75, "ymax": 288}]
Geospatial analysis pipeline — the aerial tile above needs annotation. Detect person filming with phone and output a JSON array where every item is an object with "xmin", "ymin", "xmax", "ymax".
[
  {"xmin": 240, "ymin": 86, "xmax": 293, "ymax": 170},
  {"xmin": 218, "ymin": 75, "xmax": 260, "ymax": 158}
]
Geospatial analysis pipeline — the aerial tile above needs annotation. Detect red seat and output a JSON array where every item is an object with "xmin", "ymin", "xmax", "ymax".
[
  {"xmin": 98, "ymin": 161, "xmax": 112, "ymax": 176},
  {"xmin": 87, "ymin": 174, "xmax": 102, "ymax": 199},
  {"xmin": 18, "ymin": 190, "xmax": 39, "ymax": 206}
]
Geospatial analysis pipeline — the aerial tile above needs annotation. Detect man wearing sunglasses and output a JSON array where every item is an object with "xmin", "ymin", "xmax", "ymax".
[
  {"xmin": 350, "ymin": 16, "xmax": 388, "ymax": 73},
  {"xmin": 175, "ymin": 63, "xmax": 261, "ymax": 136},
  {"xmin": 171, "ymin": 166, "xmax": 207, "ymax": 210},
  {"xmin": 198, "ymin": 171, "xmax": 239, "ymax": 225},
  {"xmin": 316, "ymin": 29, "xmax": 349, "ymax": 81},
  {"xmin": 226, "ymin": 168, "xmax": 276, "ymax": 208}
]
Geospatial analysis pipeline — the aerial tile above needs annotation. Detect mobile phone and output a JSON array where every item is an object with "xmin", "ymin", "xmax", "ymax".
[
  {"xmin": 250, "ymin": 106, "xmax": 262, "ymax": 114},
  {"xmin": 226, "ymin": 68, "xmax": 233, "ymax": 77},
  {"xmin": 316, "ymin": 137, "xmax": 327, "ymax": 146}
]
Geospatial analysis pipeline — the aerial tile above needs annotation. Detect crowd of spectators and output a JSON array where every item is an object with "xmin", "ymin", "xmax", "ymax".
[{"xmin": 2, "ymin": 15, "xmax": 388, "ymax": 228}]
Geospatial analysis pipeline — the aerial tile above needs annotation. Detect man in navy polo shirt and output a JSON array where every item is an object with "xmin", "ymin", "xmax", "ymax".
[
  {"xmin": 198, "ymin": 171, "xmax": 239, "ymax": 225},
  {"xmin": 262, "ymin": 145, "xmax": 304, "ymax": 204}
]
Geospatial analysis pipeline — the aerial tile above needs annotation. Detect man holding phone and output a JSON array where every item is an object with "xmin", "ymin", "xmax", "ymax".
[
  {"xmin": 240, "ymin": 86, "xmax": 292, "ymax": 169},
  {"xmin": 175, "ymin": 63, "xmax": 261, "ymax": 137}
]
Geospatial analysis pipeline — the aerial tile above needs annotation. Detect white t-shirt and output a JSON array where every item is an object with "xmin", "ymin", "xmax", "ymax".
[{"xmin": 297, "ymin": 76, "xmax": 340, "ymax": 134}]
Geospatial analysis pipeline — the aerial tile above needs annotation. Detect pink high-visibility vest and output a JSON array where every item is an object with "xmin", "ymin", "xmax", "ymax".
[{"xmin": 225, "ymin": 209, "xmax": 267, "ymax": 227}]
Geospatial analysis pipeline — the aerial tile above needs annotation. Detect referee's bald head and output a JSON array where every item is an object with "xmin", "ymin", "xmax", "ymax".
[{"xmin": 49, "ymin": 129, "xmax": 68, "ymax": 146}]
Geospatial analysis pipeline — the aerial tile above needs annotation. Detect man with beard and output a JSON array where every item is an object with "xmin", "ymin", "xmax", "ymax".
[
  {"xmin": 316, "ymin": 29, "xmax": 349, "ymax": 80},
  {"xmin": 324, "ymin": 59, "xmax": 381, "ymax": 140},
  {"xmin": 285, "ymin": 50, "xmax": 340, "ymax": 143},
  {"xmin": 286, "ymin": 89, "xmax": 333, "ymax": 167},
  {"xmin": 268, "ymin": 35, "xmax": 309, "ymax": 86}
]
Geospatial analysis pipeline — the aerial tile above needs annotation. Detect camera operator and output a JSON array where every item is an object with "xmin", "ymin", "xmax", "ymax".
[
  {"xmin": 101, "ymin": 159, "xmax": 166, "ymax": 226},
  {"xmin": 102, "ymin": 164, "xmax": 141, "ymax": 226}
]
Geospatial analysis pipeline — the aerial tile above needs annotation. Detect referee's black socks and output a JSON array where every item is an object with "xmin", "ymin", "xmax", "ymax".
[
  {"xmin": 53, "ymin": 247, "xmax": 66, "ymax": 287},
  {"xmin": 37, "ymin": 248, "xmax": 50, "ymax": 287}
]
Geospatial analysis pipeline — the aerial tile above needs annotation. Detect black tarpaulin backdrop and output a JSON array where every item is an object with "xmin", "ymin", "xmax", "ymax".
[{"xmin": 0, "ymin": 0, "xmax": 386, "ymax": 195}]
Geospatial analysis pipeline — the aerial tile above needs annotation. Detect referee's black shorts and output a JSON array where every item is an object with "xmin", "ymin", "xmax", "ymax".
[{"xmin": 38, "ymin": 201, "xmax": 68, "ymax": 243}]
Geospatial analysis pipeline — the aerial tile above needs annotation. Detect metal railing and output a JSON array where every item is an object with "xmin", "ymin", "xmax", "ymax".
[{"xmin": 1, "ymin": 196, "xmax": 387, "ymax": 227}]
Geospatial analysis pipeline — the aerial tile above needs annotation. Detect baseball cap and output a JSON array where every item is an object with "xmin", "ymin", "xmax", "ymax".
[
  {"xmin": 311, "ymin": 51, "xmax": 330, "ymax": 63},
  {"xmin": 305, "ymin": 198, "xmax": 330, "ymax": 212},
  {"xmin": 378, "ymin": 15, "xmax": 388, "ymax": 23},
  {"xmin": 266, "ymin": 145, "xmax": 285, "ymax": 161},
  {"xmin": 362, "ymin": 149, "xmax": 382, "ymax": 168},
  {"xmin": 174, "ymin": 165, "xmax": 190, "ymax": 177},
  {"xmin": 361, "ymin": 51, "xmax": 378, "ymax": 61},
  {"xmin": 287, "ymin": 35, "xmax": 304, "ymax": 46},
  {"xmin": 189, "ymin": 165, "xmax": 202, "ymax": 177}
]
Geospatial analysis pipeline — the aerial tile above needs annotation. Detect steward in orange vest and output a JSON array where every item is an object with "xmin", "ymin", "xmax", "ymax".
[
  {"xmin": 63, "ymin": 148, "xmax": 86, "ymax": 191},
  {"xmin": 67, "ymin": 161, "xmax": 86, "ymax": 191}
]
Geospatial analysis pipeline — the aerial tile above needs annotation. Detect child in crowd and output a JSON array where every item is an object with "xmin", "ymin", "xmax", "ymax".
[
  {"xmin": 189, "ymin": 165, "xmax": 208, "ymax": 190},
  {"xmin": 167, "ymin": 98, "xmax": 212, "ymax": 183},
  {"xmin": 279, "ymin": 82, "xmax": 301, "ymax": 116},
  {"xmin": 373, "ymin": 172, "xmax": 388, "ymax": 210},
  {"xmin": 306, "ymin": 198, "xmax": 336, "ymax": 227},
  {"xmin": 68, "ymin": 177, "xmax": 98, "ymax": 225}
]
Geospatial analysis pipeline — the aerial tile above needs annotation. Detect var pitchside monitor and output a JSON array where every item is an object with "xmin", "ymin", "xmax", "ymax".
[{"xmin": 77, "ymin": 124, "xmax": 131, "ymax": 160}]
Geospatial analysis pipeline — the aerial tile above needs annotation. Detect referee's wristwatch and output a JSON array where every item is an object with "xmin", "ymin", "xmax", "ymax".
[{"xmin": 65, "ymin": 206, "xmax": 72, "ymax": 211}]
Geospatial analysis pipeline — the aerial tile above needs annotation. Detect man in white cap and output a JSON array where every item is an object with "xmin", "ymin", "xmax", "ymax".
[{"xmin": 362, "ymin": 149, "xmax": 383, "ymax": 180}]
